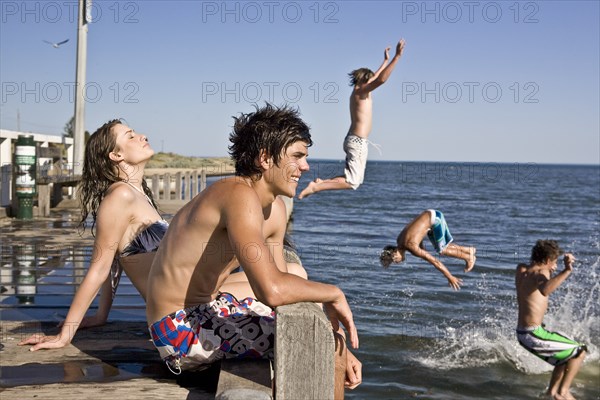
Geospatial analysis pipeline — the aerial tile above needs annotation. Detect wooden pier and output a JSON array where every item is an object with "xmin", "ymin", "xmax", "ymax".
[{"xmin": 1, "ymin": 302, "xmax": 341, "ymax": 399}]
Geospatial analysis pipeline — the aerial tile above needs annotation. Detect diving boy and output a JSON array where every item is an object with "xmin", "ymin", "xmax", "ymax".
[{"xmin": 379, "ymin": 209, "xmax": 476, "ymax": 290}]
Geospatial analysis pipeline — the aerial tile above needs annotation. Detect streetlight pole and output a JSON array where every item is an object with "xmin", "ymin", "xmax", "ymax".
[{"xmin": 73, "ymin": 0, "xmax": 90, "ymax": 177}]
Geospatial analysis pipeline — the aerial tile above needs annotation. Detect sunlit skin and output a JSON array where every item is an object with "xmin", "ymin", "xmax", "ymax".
[
  {"xmin": 516, "ymin": 252, "xmax": 586, "ymax": 400},
  {"xmin": 381, "ymin": 210, "xmax": 476, "ymax": 291},
  {"xmin": 299, "ymin": 39, "xmax": 405, "ymax": 199},
  {"xmin": 145, "ymin": 117, "xmax": 361, "ymax": 387},
  {"xmin": 18, "ymin": 123, "xmax": 163, "ymax": 350},
  {"xmin": 17, "ymin": 126, "xmax": 311, "ymax": 352}
]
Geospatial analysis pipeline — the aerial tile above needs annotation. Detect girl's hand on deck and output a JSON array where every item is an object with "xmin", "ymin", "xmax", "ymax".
[{"xmin": 18, "ymin": 333, "xmax": 70, "ymax": 351}]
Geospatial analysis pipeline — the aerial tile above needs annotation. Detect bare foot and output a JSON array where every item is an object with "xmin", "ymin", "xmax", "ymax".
[
  {"xmin": 554, "ymin": 392, "xmax": 576, "ymax": 400},
  {"xmin": 298, "ymin": 179, "xmax": 322, "ymax": 199},
  {"xmin": 464, "ymin": 247, "xmax": 477, "ymax": 272}
]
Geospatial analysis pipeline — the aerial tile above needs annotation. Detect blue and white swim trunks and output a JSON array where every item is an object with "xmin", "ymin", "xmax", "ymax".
[{"xmin": 426, "ymin": 209, "xmax": 454, "ymax": 253}]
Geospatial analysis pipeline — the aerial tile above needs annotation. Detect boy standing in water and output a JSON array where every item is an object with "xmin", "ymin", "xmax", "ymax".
[
  {"xmin": 379, "ymin": 210, "xmax": 476, "ymax": 290},
  {"xmin": 515, "ymin": 240, "xmax": 586, "ymax": 400},
  {"xmin": 298, "ymin": 39, "xmax": 406, "ymax": 199}
]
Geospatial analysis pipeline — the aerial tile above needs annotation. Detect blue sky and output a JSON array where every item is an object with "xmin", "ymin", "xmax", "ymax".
[{"xmin": 1, "ymin": 0, "xmax": 599, "ymax": 164}]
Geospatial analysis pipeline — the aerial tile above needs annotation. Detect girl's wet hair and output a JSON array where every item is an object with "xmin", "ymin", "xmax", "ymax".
[
  {"xmin": 77, "ymin": 119, "xmax": 156, "ymax": 235},
  {"xmin": 228, "ymin": 103, "xmax": 312, "ymax": 179}
]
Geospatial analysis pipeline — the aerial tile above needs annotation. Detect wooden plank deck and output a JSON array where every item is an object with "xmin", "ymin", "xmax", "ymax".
[{"xmin": 0, "ymin": 321, "xmax": 218, "ymax": 399}]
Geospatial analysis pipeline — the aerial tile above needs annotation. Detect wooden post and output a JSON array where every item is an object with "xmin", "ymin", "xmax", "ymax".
[
  {"xmin": 184, "ymin": 171, "xmax": 191, "ymax": 201},
  {"xmin": 274, "ymin": 303, "xmax": 336, "ymax": 400},
  {"xmin": 200, "ymin": 169, "xmax": 207, "ymax": 192},
  {"xmin": 151, "ymin": 175, "xmax": 159, "ymax": 201},
  {"xmin": 51, "ymin": 183, "xmax": 63, "ymax": 206},
  {"xmin": 37, "ymin": 184, "xmax": 50, "ymax": 217},
  {"xmin": 164, "ymin": 173, "xmax": 171, "ymax": 200},
  {"xmin": 175, "ymin": 172, "xmax": 182, "ymax": 200},
  {"xmin": 191, "ymin": 170, "xmax": 199, "ymax": 198}
]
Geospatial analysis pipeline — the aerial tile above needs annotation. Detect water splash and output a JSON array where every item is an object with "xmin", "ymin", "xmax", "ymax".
[{"xmin": 415, "ymin": 251, "xmax": 599, "ymax": 374}]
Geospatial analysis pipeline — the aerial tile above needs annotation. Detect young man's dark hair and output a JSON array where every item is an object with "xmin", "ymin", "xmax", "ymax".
[
  {"xmin": 228, "ymin": 103, "xmax": 313, "ymax": 179},
  {"xmin": 530, "ymin": 239, "xmax": 563, "ymax": 265}
]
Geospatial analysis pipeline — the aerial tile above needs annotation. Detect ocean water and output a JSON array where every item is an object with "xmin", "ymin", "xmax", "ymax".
[
  {"xmin": 1, "ymin": 161, "xmax": 598, "ymax": 399},
  {"xmin": 292, "ymin": 160, "xmax": 600, "ymax": 399}
]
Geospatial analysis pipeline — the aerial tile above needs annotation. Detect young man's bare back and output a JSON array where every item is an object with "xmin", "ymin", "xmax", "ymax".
[{"xmin": 516, "ymin": 263, "xmax": 553, "ymax": 329}]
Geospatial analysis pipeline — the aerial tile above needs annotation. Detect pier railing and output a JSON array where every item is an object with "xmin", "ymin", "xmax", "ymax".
[
  {"xmin": 147, "ymin": 169, "xmax": 208, "ymax": 201},
  {"xmin": 31, "ymin": 168, "xmax": 231, "ymax": 217}
]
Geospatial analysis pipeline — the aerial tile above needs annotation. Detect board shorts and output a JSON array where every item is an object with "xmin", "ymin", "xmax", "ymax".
[
  {"xmin": 516, "ymin": 325, "xmax": 587, "ymax": 366},
  {"xmin": 148, "ymin": 292, "xmax": 275, "ymax": 374},
  {"xmin": 426, "ymin": 209, "xmax": 454, "ymax": 253},
  {"xmin": 343, "ymin": 133, "xmax": 369, "ymax": 190}
]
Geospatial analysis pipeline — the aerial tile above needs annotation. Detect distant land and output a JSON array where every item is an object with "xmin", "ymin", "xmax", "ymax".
[{"xmin": 147, "ymin": 152, "xmax": 234, "ymax": 172}]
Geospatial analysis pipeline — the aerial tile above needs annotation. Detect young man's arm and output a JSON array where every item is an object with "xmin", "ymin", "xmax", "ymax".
[
  {"xmin": 370, "ymin": 46, "xmax": 391, "ymax": 80},
  {"xmin": 225, "ymin": 186, "xmax": 359, "ymax": 348},
  {"xmin": 538, "ymin": 253, "xmax": 575, "ymax": 296},
  {"xmin": 410, "ymin": 246, "xmax": 463, "ymax": 290},
  {"xmin": 361, "ymin": 39, "xmax": 406, "ymax": 93}
]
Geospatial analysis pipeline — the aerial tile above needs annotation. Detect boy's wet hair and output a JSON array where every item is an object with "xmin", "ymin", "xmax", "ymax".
[
  {"xmin": 348, "ymin": 68, "xmax": 374, "ymax": 86},
  {"xmin": 228, "ymin": 103, "xmax": 312, "ymax": 179},
  {"xmin": 530, "ymin": 240, "xmax": 563, "ymax": 265},
  {"xmin": 380, "ymin": 245, "xmax": 397, "ymax": 268}
]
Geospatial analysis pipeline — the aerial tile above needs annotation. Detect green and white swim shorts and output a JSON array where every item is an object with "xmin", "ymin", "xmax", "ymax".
[{"xmin": 516, "ymin": 325, "xmax": 587, "ymax": 366}]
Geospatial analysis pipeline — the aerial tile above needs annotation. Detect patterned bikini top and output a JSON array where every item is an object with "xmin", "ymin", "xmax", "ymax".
[{"xmin": 110, "ymin": 220, "xmax": 169, "ymax": 298}]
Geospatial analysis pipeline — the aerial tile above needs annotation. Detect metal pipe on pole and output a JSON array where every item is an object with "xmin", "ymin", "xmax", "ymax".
[{"xmin": 72, "ymin": 0, "xmax": 90, "ymax": 177}]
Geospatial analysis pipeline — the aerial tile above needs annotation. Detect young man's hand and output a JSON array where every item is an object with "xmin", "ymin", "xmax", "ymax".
[
  {"xmin": 395, "ymin": 38, "xmax": 406, "ymax": 58},
  {"xmin": 447, "ymin": 275, "xmax": 463, "ymax": 291},
  {"xmin": 345, "ymin": 350, "xmax": 362, "ymax": 389},
  {"xmin": 563, "ymin": 253, "xmax": 576, "ymax": 271}
]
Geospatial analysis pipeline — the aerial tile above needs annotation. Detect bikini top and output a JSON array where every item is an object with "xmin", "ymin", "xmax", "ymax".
[
  {"xmin": 120, "ymin": 220, "xmax": 168, "ymax": 258},
  {"xmin": 110, "ymin": 219, "xmax": 169, "ymax": 298}
]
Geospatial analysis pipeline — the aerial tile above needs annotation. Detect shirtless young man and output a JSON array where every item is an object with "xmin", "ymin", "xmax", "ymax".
[
  {"xmin": 145, "ymin": 104, "xmax": 361, "ymax": 389},
  {"xmin": 298, "ymin": 39, "xmax": 405, "ymax": 199},
  {"xmin": 379, "ymin": 210, "xmax": 476, "ymax": 291},
  {"xmin": 516, "ymin": 240, "xmax": 587, "ymax": 400}
]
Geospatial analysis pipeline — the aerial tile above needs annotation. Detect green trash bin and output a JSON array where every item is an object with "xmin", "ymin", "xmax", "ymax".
[{"xmin": 15, "ymin": 135, "xmax": 36, "ymax": 219}]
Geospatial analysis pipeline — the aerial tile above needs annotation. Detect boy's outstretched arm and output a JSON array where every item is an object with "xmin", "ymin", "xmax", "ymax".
[
  {"xmin": 538, "ymin": 253, "xmax": 575, "ymax": 296},
  {"xmin": 364, "ymin": 38, "xmax": 406, "ymax": 92},
  {"xmin": 371, "ymin": 46, "xmax": 391, "ymax": 79},
  {"xmin": 410, "ymin": 246, "xmax": 463, "ymax": 290}
]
